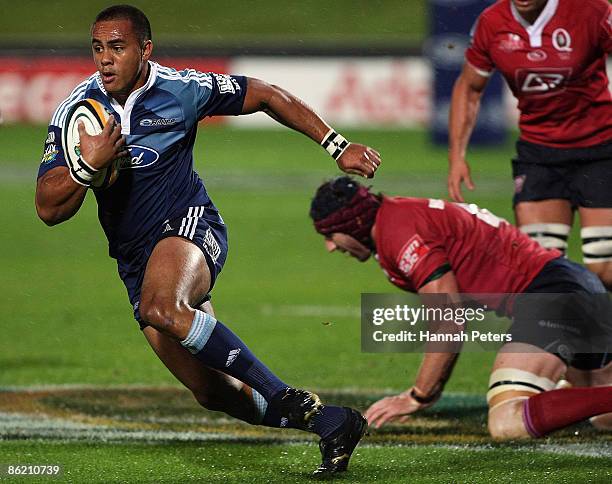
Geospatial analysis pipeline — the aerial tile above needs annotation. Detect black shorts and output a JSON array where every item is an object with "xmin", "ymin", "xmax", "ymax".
[
  {"xmin": 118, "ymin": 204, "xmax": 228, "ymax": 329},
  {"xmin": 509, "ymin": 257, "xmax": 612, "ymax": 369},
  {"xmin": 512, "ymin": 140, "xmax": 612, "ymax": 208}
]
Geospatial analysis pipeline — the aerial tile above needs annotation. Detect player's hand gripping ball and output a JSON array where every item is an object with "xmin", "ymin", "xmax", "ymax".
[{"xmin": 63, "ymin": 99, "xmax": 124, "ymax": 189}]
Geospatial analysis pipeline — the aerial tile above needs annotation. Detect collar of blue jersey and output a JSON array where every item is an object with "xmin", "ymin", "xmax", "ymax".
[
  {"xmin": 95, "ymin": 61, "xmax": 159, "ymax": 136},
  {"xmin": 510, "ymin": 0, "xmax": 558, "ymax": 48}
]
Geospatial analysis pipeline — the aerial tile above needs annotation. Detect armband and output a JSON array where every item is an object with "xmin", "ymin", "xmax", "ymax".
[{"xmin": 321, "ymin": 129, "xmax": 351, "ymax": 161}]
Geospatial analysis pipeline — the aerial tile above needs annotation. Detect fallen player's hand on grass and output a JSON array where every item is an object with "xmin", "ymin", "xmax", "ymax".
[
  {"xmin": 337, "ymin": 144, "xmax": 381, "ymax": 179},
  {"xmin": 365, "ymin": 388, "xmax": 433, "ymax": 428}
]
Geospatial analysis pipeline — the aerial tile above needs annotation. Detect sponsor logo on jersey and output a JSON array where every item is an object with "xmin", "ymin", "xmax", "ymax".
[
  {"xmin": 139, "ymin": 117, "xmax": 178, "ymax": 127},
  {"xmin": 214, "ymin": 73, "xmax": 240, "ymax": 94},
  {"xmin": 527, "ymin": 50, "xmax": 547, "ymax": 62},
  {"xmin": 499, "ymin": 33, "xmax": 526, "ymax": 53},
  {"xmin": 397, "ymin": 235, "xmax": 429, "ymax": 277},
  {"xmin": 117, "ymin": 145, "xmax": 160, "ymax": 170},
  {"xmin": 41, "ymin": 143, "xmax": 58, "ymax": 164},
  {"xmin": 552, "ymin": 28, "xmax": 572, "ymax": 52},
  {"xmin": 517, "ymin": 68, "xmax": 571, "ymax": 95},
  {"xmin": 203, "ymin": 228, "xmax": 221, "ymax": 263}
]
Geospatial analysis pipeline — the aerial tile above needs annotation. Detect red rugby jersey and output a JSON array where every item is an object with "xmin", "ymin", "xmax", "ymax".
[
  {"xmin": 374, "ymin": 197, "xmax": 560, "ymax": 304},
  {"xmin": 465, "ymin": 0, "xmax": 612, "ymax": 148}
]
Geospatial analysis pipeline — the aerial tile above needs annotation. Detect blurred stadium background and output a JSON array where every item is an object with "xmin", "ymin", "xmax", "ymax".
[{"xmin": 1, "ymin": 1, "xmax": 610, "ymax": 482}]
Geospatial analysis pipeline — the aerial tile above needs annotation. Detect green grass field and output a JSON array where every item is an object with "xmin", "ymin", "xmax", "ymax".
[{"xmin": 0, "ymin": 125, "xmax": 610, "ymax": 482}]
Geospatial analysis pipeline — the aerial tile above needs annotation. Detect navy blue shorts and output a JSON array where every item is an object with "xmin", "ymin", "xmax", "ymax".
[
  {"xmin": 512, "ymin": 140, "xmax": 612, "ymax": 208},
  {"xmin": 510, "ymin": 257, "xmax": 612, "ymax": 369},
  {"xmin": 118, "ymin": 204, "xmax": 228, "ymax": 329}
]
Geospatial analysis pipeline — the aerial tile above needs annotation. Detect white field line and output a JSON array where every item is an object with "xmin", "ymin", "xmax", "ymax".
[
  {"xmin": 1, "ymin": 411, "xmax": 611, "ymax": 459},
  {"xmin": 0, "ymin": 166, "xmax": 511, "ymax": 195},
  {"xmin": 260, "ymin": 304, "xmax": 360, "ymax": 318}
]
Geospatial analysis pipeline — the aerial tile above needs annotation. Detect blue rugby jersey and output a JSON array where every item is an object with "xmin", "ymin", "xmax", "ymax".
[{"xmin": 38, "ymin": 62, "xmax": 247, "ymax": 266}]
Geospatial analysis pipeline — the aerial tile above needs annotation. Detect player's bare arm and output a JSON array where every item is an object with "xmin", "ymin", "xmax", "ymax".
[
  {"xmin": 241, "ymin": 77, "xmax": 381, "ymax": 178},
  {"xmin": 365, "ymin": 271, "xmax": 462, "ymax": 428},
  {"xmin": 35, "ymin": 116, "xmax": 127, "ymax": 226},
  {"xmin": 448, "ymin": 62, "xmax": 489, "ymax": 202}
]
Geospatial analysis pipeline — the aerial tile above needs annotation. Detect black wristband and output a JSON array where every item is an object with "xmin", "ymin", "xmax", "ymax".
[{"xmin": 410, "ymin": 387, "xmax": 440, "ymax": 404}]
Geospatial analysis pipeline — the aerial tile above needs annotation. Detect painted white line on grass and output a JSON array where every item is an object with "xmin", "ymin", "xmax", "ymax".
[{"xmin": 260, "ymin": 304, "xmax": 360, "ymax": 318}]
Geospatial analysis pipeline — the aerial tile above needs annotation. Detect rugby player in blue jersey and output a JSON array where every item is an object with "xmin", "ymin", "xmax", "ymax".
[{"xmin": 35, "ymin": 5, "xmax": 379, "ymax": 476}]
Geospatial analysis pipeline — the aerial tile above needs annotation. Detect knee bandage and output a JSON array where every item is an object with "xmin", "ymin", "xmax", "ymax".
[
  {"xmin": 520, "ymin": 223, "xmax": 571, "ymax": 253},
  {"xmin": 487, "ymin": 368, "xmax": 556, "ymax": 404},
  {"xmin": 581, "ymin": 227, "xmax": 612, "ymax": 264}
]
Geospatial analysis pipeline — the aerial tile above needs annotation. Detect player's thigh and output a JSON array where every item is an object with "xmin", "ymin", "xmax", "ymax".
[
  {"xmin": 514, "ymin": 199, "xmax": 573, "ymax": 226},
  {"xmin": 140, "ymin": 236, "xmax": 212, "ymax": 310},
  {"xmin": 487, "ymin": 343, "xmax": 566, "ymax": 439}
]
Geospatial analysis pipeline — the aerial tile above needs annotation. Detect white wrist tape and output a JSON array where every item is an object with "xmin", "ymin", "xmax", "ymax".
[
  {"xmin": 68, "ymin": 155, "xmax": 98, "ymax": 187},
  {"xmin": 321, "ymin": 128, "xmax": 350, "ymax": 161}
]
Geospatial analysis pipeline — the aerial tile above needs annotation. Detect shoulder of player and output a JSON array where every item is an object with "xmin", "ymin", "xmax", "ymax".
[
  {"xmin": 474, "ymin": 0, "xmax": 512, "ymax": 28},
  {"xmin": 376, "ymin": 197, "xmax": 435, "ymax": 246},
  {"xmin": 154, "ymin": 63, "xmax": 214, "ymax": 89},
  {"xmin": 49, "ymin": 72, "xmax": 100, "ymax": 127},
  {"xmin": 578, "ymin": 0, "xmax": 611, "ymax": 18}
]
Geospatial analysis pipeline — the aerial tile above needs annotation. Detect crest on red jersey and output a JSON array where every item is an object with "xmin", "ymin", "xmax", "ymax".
[
  {"xmin": 499, "ymin": 33, "xmax": 526, "ymax": 53},
  {"xmin": 397, "ymin": 235, "xmax": 430, "ymax": 276},
  {"xmin": 552, "ymin": 28, "xmax": 573, "ymax": 52}
]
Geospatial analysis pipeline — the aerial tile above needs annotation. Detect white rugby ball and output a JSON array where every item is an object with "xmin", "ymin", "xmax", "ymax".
[{"xmin": 63, "ymin": 98, "xmax": 120, "ymax": 189}]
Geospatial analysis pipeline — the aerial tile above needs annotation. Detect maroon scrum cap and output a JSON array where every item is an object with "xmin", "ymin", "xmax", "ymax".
[{"xmin": 310, "ymin": 176, "xmax": 381, "ymax": 246}]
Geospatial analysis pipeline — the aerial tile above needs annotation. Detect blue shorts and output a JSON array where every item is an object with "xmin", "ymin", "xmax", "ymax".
[
  {"xmin": 510, "ymin": 257, "xmax": 611, "ymax": 369},
  {"xmin": 118, "ymin": 203, "xmax": 228, "ymax": 329}
]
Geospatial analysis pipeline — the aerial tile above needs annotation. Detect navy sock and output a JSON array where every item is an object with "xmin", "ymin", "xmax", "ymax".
[
  {"xmin": 181, "ymin": 310, "xmax": 287, "ymax": 422},
  {"xmin": 310, "ymin": 406, "xmax": 347, "ymax": 439},
  {"xmin": 181, "ymin": 310, "xmax": 348, "ymax": 437}
]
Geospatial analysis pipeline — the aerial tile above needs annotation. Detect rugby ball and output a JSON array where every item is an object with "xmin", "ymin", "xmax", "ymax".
[{"xmin": 63, "ymin": 98, "xmax": 120, "ymax": 189}]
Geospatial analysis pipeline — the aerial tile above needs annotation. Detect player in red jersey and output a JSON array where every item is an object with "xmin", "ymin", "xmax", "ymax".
[
  {"xmin": 448, "ymin": 0, "xmax": 612, "ymax": 289},
  {"xmin": 310, "ymin": 177, "xmax": 612, "ymax": 439}
]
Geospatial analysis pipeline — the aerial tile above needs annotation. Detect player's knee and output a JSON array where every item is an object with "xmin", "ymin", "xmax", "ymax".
[
  {"xmin": 488, "ymin": 399, "xmax": 530, "ymax": 440},
  {"xmin": 520, "ymin": 223, "xmax": 570, "ymax": 253},
  {"xmin": 139, "ymin": 297, "xmax": 186, "ymax": 335}
]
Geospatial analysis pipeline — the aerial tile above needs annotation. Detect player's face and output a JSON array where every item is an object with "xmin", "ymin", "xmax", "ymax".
[
  {"xmin": 511, "ymin": 0, "xmax": 548, "ymax": 16},
  {"xmin": 324, "ymin": 233, "xmax": 371, "ymax": 262},
  {"xmin": 91, "ymin": 19, "xmax": 152, "ymax": 100}
]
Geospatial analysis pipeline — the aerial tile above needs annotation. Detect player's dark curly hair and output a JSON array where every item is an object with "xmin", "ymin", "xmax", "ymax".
[
  {"xmin": 310, "ymin": 176, "xmax": 381, "ymax": 247},
  {"xmin": 310, "ymin": 176, "xmax": 360, "ymax": 222},
  {"xmin": 93, "ymin": 4, "xmax": 152, "ymax": 45}
]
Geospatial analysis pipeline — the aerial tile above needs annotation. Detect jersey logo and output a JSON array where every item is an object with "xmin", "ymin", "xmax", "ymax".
[
  {"xmin": 214, "ymin": 73, "xmax": 240, "ymax": 94},
  {"xmin": 499, "ymin": 33, "xmax": 526, "ymax": 53},
  {"xmin": 526, "ymin": 50, "xmax": 547, "ymax": 62},
  {"xmin": 41, "ymin": 143, "xmax": 58, "ymax": 164},
  {"xmin": 116, "ymin": 145, "xmax": 160, "ymax": 170},
  {"xmin": 397, "ymin": 235, "xmax": 429, "ymax": 277},
  {"xmin": 203, "ymin": 228, "xmax": 221, "ymax": 264},
  {"xmin": 517, "ymin": 68, "xmax": 571, "ymax": 95},
  {"xmin": 552, "ymin": 28, "xmax": 572, "ymax": 52}
]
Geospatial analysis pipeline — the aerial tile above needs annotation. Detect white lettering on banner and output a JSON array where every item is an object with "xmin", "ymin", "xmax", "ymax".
[
  {"xmin": 1, "ymin": 57, "xmax": 611, "ymax": 125},
  {"xmin": 231, "ymin": 57, "xmax": 431, "ymax": 128}
]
